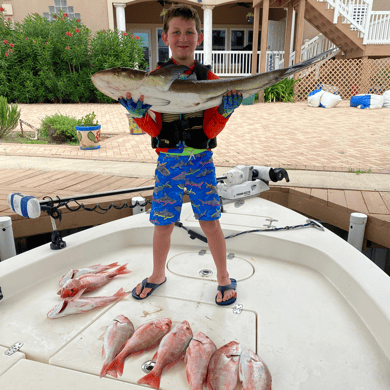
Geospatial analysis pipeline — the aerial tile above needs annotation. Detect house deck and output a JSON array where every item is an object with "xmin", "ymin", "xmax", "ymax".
[{"xmin": 1, "ymin": 169, "xmax": 389, "ymax": 250}]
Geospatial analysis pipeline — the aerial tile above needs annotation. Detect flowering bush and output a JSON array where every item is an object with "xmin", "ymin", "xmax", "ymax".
[{"xmin": 0, "ymin": 9, "xmax": 147, "ymax": 103}]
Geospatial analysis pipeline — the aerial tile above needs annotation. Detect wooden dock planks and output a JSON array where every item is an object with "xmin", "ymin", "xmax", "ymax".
[{"xmin": 1, "ymin": 169, "xmax": 389, "ymax": 248}]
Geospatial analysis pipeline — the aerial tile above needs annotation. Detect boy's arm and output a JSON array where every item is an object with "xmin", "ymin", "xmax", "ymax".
[
  {"xmin": 133, "ymin": 111, "xmax": 162, "ymax": 138},
  {"xmin": 203, "ymin": 71, "xmax": 240, "ymax": 139}
]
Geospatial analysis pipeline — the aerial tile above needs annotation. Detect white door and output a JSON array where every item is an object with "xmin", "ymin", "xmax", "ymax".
[{"xmin": 267, "ymin": 20, "xmax": 286, "ymax": 51}]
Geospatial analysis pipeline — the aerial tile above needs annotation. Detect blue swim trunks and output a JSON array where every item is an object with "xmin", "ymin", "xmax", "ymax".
[{"xmin": 150, "ymin": 151, "xmax": 221, "ymax": 225}]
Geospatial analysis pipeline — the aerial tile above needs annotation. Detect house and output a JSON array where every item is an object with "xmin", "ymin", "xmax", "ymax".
[{"xmin": 2, "ymin": 0, "xmax": 390, "ymax": 76}]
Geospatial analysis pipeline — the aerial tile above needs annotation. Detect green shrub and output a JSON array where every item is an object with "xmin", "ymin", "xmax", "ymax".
[
  {"xmin": 0, "ymin": 96, "xmax": 21, "ymax": 139},
  {"xmin": 263, "ymin": 77, "xmax": 300, "ymax": 103},
  {"xmin": 39, "ymin": 113, "xmax": 78, "ymax": 143},
  {"xmin": 0, "ymin": 10, "xmax": 147, "ymax": 103}
]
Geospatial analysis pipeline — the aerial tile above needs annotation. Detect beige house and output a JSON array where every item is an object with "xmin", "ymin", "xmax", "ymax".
[{"xmin": 2, "ymin": 0, "xmax": 390, "ymax": 75}]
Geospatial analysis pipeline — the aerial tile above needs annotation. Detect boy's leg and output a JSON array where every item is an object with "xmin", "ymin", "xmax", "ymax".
[
  {"xmin": 198, "ymin": 219, "xmax": 237, "ymax": 303},
  {"xmin": 134, "ymin": 223, "xmax": 174, "ymax": 298}
]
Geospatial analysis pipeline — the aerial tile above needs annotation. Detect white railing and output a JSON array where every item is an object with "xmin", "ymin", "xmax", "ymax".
[
  {"xmin": 195, "ymin": 50, "xmax": 284, "ymax": 76},
  {"xmin": 317, "ymin": 0, "xmax": 390, "ymax": 44},
  {"xmin": 195, "ymin": 34, "xmax": 335, "ymax": 76},
  {"xmin": 365, "ymin": 11, "xmax": 390, "ymax": 44},
  {"xmin": 289, "ymin": 34, "xmax": 336, "ymax": 65},
  {"xmin": 317, "ymin": 0, "xmax": 371, "ymax": 34}
]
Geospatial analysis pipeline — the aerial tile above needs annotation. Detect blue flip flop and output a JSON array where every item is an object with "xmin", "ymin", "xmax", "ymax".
[
  {"xmin": 215, "ymin": 278, "xmax": 237, "ymax": 306},
  {"xmin": 132, "ymin": 277, "xmax": 167, "ymax": 300}
]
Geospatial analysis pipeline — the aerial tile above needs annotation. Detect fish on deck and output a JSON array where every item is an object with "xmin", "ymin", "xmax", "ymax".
[{"xmin": 91, "ymin": 48, "xmax": 339, "ymax": 114}]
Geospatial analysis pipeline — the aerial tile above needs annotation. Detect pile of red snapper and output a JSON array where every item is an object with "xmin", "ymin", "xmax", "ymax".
[
  {"xmin": 47, "ymin": 262, "xmax": 131, "ymax": 319},
  {"xmin": 46, "ymin": 263, "xmax": 272, "ymax": 388},
  {"xmin": 100, "ymin": 316, "xmax": 272, "ymax": 390}
]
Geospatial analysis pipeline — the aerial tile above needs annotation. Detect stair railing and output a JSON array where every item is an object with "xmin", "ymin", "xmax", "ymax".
[
  {"xmin": 317, "ymin": 0, "xmax": 371, "ymax": 35},
  {"xmin": 364, "ymin": 11, "xmax": 390, "ymax": 44}
]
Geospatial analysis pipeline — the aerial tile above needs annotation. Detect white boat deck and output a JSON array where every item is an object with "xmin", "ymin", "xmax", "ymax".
[{"xmin": 1, "ymin": 198, "xmax": 390, "ymax": 389}]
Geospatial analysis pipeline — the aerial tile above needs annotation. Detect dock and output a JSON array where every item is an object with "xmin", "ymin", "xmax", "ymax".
[{"xmin": 1, "ymin": 169, "xmax": 389, "ymax": 249}]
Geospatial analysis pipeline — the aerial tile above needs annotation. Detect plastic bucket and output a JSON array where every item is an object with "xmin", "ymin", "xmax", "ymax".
[{"xmin": 76, "ymin": 125, "xmax": 101, "ymax": 150}]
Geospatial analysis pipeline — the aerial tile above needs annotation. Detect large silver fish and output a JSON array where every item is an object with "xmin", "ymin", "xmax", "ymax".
[{"xmin": 91, "ymin": 48, "xmax": 339, "ymax": 114}]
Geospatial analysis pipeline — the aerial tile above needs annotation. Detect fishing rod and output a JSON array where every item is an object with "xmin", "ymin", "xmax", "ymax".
[{"xmin": 7, "ymin": 165, "xmax": 290, "ymax": 250}]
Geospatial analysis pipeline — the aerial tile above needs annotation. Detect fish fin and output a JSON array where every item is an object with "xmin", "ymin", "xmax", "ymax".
[
  {"xmin": 71, "ymin": 288, "xmax": 87, "ymax": 301},
  {"xmin": 107, "ymin": 262, "xmax": 120, "ymax": 268},
  {"xmin": 163, "ymin": 356, "xmax": 183, "ymax": 373},
  {"xmin": 98, "ymin": 327, "xmax": 107, "ymax": 340},
  {"xmin": 100, "ymin": 358, "xmax": 117, "ymax": 378},
  {"xmin": 113, "ymin": 288, "xmax": 129, "ymax": 299},
  {"xmin": 151, "ymin": 350, "xmax": 159, "ymax": 362},
  {"xmin": 186, "ymin": 73, "xmax": 197, "ymax": 81},
  {"xmin": 146, "ymin": 65, "xmax": 191, "ymax": 92},
  {"xmin": 102, "ymin": 345, "xmax": 105, "ymax": 358},
  {"xmin": 137, "ymin": 370, "xmax": 161, "ymax": 389},
  {"xmin": 106, "ymin": 356, "xmax": 124, "ymax": 377},
  {"xmin": 143, "ymin": 97, "xmax": 171, "ymax": 107},
  {"xmin": 113, "ymin": 264, "xmax": 131, "ymax": 277}
]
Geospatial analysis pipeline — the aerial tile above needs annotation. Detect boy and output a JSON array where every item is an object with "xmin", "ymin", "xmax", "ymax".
[{"xmin": 119, "ymin": 4, "xmax": 242, "ymax": 305}]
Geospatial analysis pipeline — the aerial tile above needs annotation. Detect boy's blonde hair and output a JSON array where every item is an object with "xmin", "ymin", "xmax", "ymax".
[{"xmin": 163, "ymin": 4, "xmax": 201, "ymax": 34}]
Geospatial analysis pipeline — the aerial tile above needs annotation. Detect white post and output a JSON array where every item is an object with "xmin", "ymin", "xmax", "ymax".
[
  {"xmin": 333, "ymin": 0, "xmax": 340, "ymax": 24},
  {"xmin": 363, "ymin": 0, "xmax": 373, "ymax": 44},
  {"xmin": 348, "ymin": 212, "xmax": 368, "ymax": 252},
  {"xmin": 202, "ymin": 5, "xmax": 214, "ymax": 67},
  {"xmin": 290, "ymin": 9, "xmax": 296, "ymax": 55},
  {"xmin": 114, "ymin": 3, "xmax": 127, "ymax": 33},
  {"xmin": 0, "ymin": 217, "xmax": 17, "ymax": 261},
  {"xmin": 317, "ymin": 33, "xmax": 324, "ymax": 54},
  {"xmin": 132, "ymin": 196, "xmax": 146, "ymax": 215}
]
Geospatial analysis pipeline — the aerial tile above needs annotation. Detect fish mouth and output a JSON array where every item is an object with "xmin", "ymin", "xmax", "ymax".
[{"xmin": 47, "ymin": 300, "xmax": 68, "ymax": 318}]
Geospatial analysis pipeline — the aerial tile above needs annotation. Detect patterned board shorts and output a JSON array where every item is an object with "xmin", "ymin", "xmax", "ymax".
[{"xmin": 150, "ymin": 151, "xmax": 221, "ymax": 225}]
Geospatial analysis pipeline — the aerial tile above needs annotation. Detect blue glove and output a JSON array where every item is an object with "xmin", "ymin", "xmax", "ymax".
[
  {"xmin": 218, "ymin": 92, "xmax": 243, "ymax": 118},
  {"xmin": 118, "ymin": 96, "xmax": 152, "ymax": 118}
]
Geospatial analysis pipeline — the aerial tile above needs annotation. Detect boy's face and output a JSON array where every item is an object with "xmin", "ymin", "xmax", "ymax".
[{"xmin": 162, "ymin": 17, "xmax": 203, "ymax": 66}]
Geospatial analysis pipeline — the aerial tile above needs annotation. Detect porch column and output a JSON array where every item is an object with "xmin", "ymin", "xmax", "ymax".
[
  {"xmin": 259, "ymin": 0, "xmax": 270, "ymax": 73},
  {"xmin": 284, "ymin": 2, "xmax": 294, "ymax": 67},
  {"xmin": 294, "ymin": 0, "xmax": 306, "ymax": 64},
  {"xmin": 251, "ymin": 5, "xmax": 261, "ymax": 75},
  {"xmin": 202, "ymin": 6, "xmax": 214, "ymax": 67},
  {"xmin": 113, "ymin": 3, "xmax": 126, "ymax": 33}
]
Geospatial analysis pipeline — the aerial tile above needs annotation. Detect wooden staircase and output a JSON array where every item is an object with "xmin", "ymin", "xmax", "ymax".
[
  {"xmin": 305, "ymin": 0, "xmax": 365, "ymax": 58},
  {"xmin": 268, "ymin": 0, "xmax": 390, "ymax": 59}
]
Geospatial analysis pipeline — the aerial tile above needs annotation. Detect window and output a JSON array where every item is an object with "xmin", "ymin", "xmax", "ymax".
[
  {"xmin": 157, "ymin": 29, "xmax": 169, "ymax": 64},
  {"xmin": 43, "ymin": 0, "xmax": 80, "ymax": 21},
  {"xmin": 247, "ymin": 30, "xmax": 262, "ymax": 51},
  {"xmin": 231, "ymin": 30, "xmax": 245, "ymax": 50},
  {"xmin": 212, "ymin": 29, "xmax": 226, "ymax": 51}
]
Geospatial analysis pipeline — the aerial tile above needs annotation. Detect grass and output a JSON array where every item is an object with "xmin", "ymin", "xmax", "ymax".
[
  {"xmin": 348, "ymin": 168, "xmax": 372, "ymax": 175},
  {"xmin": 1, "ymin": 132, "xmax": 79, "ymax": 146}
]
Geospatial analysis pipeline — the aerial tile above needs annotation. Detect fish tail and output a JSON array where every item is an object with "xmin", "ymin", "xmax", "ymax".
[
  {"xmin": 100, "ymin": 361, "xmax": 111, "ymax": 378},
  {"xmin": 108, "ymin": 262, "xmax": 120, "ymax": 268},
  {"xmin": 105, "ymin": 356, "xmax": 123, "ymax": 377},
  {"xmin": 113, "ymin": 264, "xmax": 131, "ymax": 277},
  {"xmin": 113, "ymin": 288, "xmax": 129, "ymax": 299},
  {"xmin": 137, "ymin": 370, "xmax": 161, "ymax": 389}
]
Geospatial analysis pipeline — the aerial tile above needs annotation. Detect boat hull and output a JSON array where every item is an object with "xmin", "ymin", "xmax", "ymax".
[{"xmin": 1, "ymin": 197, "xmax": 389, "ymax": 389}]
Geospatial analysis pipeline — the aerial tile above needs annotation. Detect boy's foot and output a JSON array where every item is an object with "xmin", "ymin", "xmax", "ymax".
[
  {"xmin": 216, "ymin": 278, "xmax": 237, "ymax": 305},
  {"xmin": 132, "ymin": 276, "xmax": 167, "ymax": 300}
]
